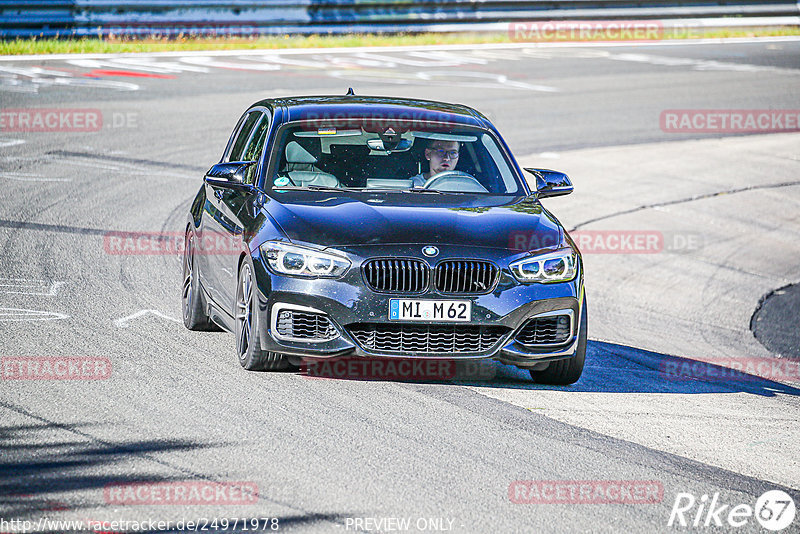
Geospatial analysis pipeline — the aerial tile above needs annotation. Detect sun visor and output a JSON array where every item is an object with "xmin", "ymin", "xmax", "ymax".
[
  {"xmin": 411, "ymin": 132, "xmax": 478, "ymax": 142},
  {"xmin": 294, "ymin": 129, "xmax": 362, "ymax": 138}
]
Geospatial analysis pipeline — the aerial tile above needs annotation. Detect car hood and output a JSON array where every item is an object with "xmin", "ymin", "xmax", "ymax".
[{"xmin": 263, "ymin": 191, "xmax": 564, "ymax": 251}]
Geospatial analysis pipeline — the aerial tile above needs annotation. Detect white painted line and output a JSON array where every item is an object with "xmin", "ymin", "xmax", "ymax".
[
  {"xmin": 0, "ymin": 81, "xmax": 39, "ymax": 94},
  {"xmin": 328, "ymin": 69, "xmax": 559, "ymax": 91},
  {"xmin": 1, "ymin": 36, "xmax": 799, "ymax": 62},
  {"xmin": 604, "ymin": 51, "xmax": 797, "ymax": 74},
  {"xmin": 469, "ymin": 49, "xmax": 526, "ymax": 61},
  {"xmin": 54, "ymin": 158, "xmax": 195, "ymax": 179},
  {"xmin": 0, "ymin": 138, "xmax": 25, "ymax": 148},
  {"xmin": 57, "ymin": 159, "xmax": 129, "ymax": 172},
  {"xmin": 0, "ymin": 280, "xmax": 65, "ymax": 296},
  {"xmin": 0, "ymin": 308, "xmax": 69, "ymax": 321},
  {"xmin": 0, "ymin": 65, "xmax": 141, "ymax": 91},
  {"xmin": 409, "ymin": 50, "xmax": 489, "ymax": 65},
  {"xmin": 0, "ymin": 172, "xmax": 72, "ymax": 182},
  {"xmin": 110, "ymin": 57, "xmax": 209, "ymax": 73},
  {"xmin": 114, "ymin": 309, "xmax": 181, "ymax": 328},
  {"xmin": 67, "ymin": 57, "xmax": 207, "ymax": 74},
  {"xmin": 0, "ymin": 65, "xmax": 73, "ymax": 77},
  {"xmin": 179, "ymin": 56, "xmax": 281, "ymax": 71},
  {"xmin": 242, "ymin": 55, "xmax": 323, "ymax": 68}
]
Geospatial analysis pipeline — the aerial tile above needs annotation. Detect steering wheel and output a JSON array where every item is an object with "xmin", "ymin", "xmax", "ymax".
[{"xmin": 422, "ymin": 170, "xmax": 486, "ymax": 192}]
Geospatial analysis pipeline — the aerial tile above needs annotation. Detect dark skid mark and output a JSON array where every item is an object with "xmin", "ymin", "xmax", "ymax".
[
  {"xmin": 0, "ymin": 219, "xmax": 109, "ymax": 237},
  {"xmin": 570, "ymin": 179, "xmax": 800, "ymax": 231},
  {"xmin": 751, "ymin": 282, "xmax": 800, "ymax": 360},
  {"xmin": 47, "ymin": 150, "xmax": 207, "ymax": 172}
]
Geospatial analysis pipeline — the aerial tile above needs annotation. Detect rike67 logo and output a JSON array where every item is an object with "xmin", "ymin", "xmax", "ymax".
[{"xmin": 669, "ymin": 490, "xmax": 796, "ymax": 531}]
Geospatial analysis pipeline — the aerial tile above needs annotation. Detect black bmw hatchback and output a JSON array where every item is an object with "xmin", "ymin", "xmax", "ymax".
[{"xmin": 183, "ymin": 95, "xmax": 586, "ymax": 384}]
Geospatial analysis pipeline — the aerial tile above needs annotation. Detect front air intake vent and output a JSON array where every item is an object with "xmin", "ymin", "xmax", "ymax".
[
  {"xmin": 275, "ymin": 309, "xmax": 338, "ymax": 341},
  {"xmin": 347, "ymin": 323, "xmax": 508, "ymax": 355},
  {"xmin": 515, "ymin": 315, "xmax": 572, "ymax": 346}
]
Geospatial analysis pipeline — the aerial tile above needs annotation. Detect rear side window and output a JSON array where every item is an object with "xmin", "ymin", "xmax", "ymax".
[{"xmin": 228, "ymin": 112, "xmax": 261, "ymax": 162}]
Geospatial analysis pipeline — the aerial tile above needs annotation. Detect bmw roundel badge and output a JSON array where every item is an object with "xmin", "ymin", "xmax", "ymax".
[{"xmin": 422, "ymin": 246, "xmax": 439, "ymax": 257}]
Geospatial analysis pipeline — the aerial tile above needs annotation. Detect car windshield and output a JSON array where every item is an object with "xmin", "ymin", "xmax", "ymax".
[{"xmin": 268, "ymin": 120, "xmax": 522, "ymax": 195}]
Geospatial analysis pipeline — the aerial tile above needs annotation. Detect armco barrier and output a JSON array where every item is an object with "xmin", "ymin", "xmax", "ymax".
[{"xmin": 1, "ymin": 1, "xmax": 799, "ymax": 38}]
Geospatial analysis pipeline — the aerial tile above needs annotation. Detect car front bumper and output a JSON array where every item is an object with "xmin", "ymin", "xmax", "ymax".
[{"xmin": 252, "ymin": 244, "xmax": 584, "ymax": 369}]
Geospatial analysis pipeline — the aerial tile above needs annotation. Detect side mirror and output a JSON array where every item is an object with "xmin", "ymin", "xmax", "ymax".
[
  {"xmin": 523, "ymin": 168, "xmax": 573, "ymax": 198},
  {"xmin": 204, "ymin": 161, "xmax": 254, "ymax": 187}
]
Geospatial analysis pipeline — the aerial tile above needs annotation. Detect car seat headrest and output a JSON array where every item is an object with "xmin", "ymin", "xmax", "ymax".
[{"xmin": 286, "ymin": 141, "xmax": 317, "ymax": 164}]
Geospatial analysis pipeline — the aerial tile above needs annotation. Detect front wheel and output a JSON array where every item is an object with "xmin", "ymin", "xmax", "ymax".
[
  {"xmin": 235, "ymin": 258, "xmax": 289, "ymax": 371},
  {"xmin": 529, "ymin": 296, "xmax": 587, "ymax": 385}
]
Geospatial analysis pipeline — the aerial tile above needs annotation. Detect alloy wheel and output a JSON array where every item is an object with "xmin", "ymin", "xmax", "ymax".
[
  {"xmin": 236, "ymin": 263, "xmax": 253, "ymax": 360},
  {"xmin": 182, "ymin": 236, "xmax": 194, "ymax": 321}
]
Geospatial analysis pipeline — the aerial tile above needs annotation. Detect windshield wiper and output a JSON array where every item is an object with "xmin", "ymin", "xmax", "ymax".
[
  {"xmin": 400, "ymin": 188, "xmax": 444, "ymax": 194},
  {"xmin": 277, "ymin": 185, "xmax": 446, "ymax": 194},
  {"xmin": 278, "ymin": 185, "xmax": 362, "ymax": 193}
]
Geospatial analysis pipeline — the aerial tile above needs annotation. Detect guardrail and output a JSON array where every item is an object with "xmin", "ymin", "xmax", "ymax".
[{"xmin": 2, "ymin": 1, "xmax": 799, "ymax": 38}]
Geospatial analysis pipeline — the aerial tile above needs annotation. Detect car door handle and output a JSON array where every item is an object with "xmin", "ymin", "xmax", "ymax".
[{"xmin": 214, "ymin": 190, "xmax": 224, "ymax": 200}]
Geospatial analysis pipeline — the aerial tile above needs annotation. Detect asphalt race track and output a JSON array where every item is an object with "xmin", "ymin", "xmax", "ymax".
[{"xmin": 1, "ymin": 38, "xmax": 799, "ymax": 533}]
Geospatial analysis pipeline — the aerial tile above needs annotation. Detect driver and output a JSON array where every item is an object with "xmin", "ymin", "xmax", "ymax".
[{"xmin": 410, "ymin": 139, "xmax": 460, "ymax": 187}]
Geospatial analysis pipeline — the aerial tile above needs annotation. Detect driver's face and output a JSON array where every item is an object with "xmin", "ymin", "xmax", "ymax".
[{"xmin": 425, "ymin": 141, "xmax": 460, "ymax": 175}]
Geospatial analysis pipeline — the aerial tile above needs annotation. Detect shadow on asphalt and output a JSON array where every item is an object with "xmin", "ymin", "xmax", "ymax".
[
  {"xmin": 0, "ymin": 422, "xmax": 351, "ymax": 530},
  {"xmin": 0, "ymin": 421, "xmax": 215, "ymax": 517},
  {"xmin": 473, "ymin": 340, "xmax": 800, "ymax": 397},
  {"xmin": 291, "ymin": 341, "xmax": 800, "ymax": 397}
]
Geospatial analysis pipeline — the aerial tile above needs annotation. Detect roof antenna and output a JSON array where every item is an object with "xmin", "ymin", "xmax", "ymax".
[{"xmin": 346, "ymin": 87, "xmax": 355, "ymax": 96}]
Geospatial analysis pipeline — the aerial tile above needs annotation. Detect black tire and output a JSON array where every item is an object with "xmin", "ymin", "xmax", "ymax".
[
  {"xmin": 530, "ymin": 297, "xmax": 587, "ymax": 385},
  {"xmin": 182, "ymin": 230, "xmax": 214, "ymax": 331},
  {"xmin": 235, "ymin": 257, "xmax": 289, "ymax": 371}
]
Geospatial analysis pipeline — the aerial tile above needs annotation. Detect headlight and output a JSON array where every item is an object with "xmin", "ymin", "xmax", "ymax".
[
  {"xmin": 510, "ymin": 248, "xmax": 577, "ymax": 284},
  {"xmin": 260, "ymin": 241, "xmax": 350, "ymax": 278}
]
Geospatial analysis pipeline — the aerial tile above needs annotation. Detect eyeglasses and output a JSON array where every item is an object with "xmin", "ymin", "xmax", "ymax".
[{"xmin": 431, "ymin": 149, "xmax": 459, "ymax": 160}]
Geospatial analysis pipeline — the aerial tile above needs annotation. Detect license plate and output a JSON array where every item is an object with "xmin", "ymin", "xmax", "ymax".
[{"xmin": 389, "ymin": 299, "xmax": 471, "ymax": 322}]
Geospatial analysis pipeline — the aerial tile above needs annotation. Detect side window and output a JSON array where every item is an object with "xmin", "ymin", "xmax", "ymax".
[
  {"xmin": 228, "ymin": 112, "xmax": 260, "ymax": 162},
  {"xmin": 242, "ymin": 115, "xmax": 270, "ymax": 184},
  {"xmin": 222, "ymin": 113, "xmax": 246, "ymax": 161}
]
